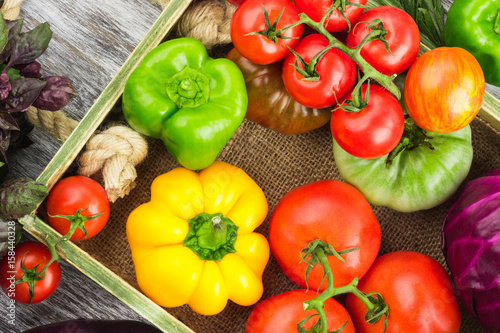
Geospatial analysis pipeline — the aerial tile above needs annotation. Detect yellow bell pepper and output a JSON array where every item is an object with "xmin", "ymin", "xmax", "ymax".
[{"xmin": 127, "ymin": 161, "xmax": 269, "ymax": 315}]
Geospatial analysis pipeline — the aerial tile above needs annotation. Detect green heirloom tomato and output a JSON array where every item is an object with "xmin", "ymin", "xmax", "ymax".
[
  {"xmin": 445, "ymin": 0, "xmax": 500, "ymax": 86},
  {"xmin": 333, "ymin": 117, "xmax": 473, "ymax": 212},
  {"xmin": 122, "ymin": 37, "xmax": 248, "ymax": 170}
]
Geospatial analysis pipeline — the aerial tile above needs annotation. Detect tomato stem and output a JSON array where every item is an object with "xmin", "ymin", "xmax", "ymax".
[
  {"xmin": 302, "ymin": 243, "xmax": 389, "ymax": 331},
  {"xmin": 297, "ymin": 13, "xmax": 400, "ymax": 100}
]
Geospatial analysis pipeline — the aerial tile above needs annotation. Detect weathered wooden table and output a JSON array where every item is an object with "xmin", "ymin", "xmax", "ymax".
[{"xmin": 0, "ymin": 0, "xmax": 499, "ymax": 332}]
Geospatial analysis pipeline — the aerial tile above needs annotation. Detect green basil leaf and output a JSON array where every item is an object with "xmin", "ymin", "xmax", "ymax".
[{"xmin": 0, "ymin": 177, "xmax": 48, "ymax": 220}]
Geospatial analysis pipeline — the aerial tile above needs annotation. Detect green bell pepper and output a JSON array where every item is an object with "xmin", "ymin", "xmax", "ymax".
[
  {"xmin": 445, "ymin": 0, "xmax": 500, "ymax": 86},
  {"xmin": 122, "ymin": 37, "xmax": 248, "ymax": 170}
]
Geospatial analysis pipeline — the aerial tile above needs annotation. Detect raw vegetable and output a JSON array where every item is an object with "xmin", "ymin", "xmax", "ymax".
[
  {"xmin": 122, "ymin": 37, "xmax": 247, "ymax": 171},
  {"xmin": 346, "ymin": 6, "xmax": 420, "ymax": 76},
  {"xmin": 21, "ymin": 319, "xmax": 162, "ymax": 333},
  {"xmin": 127, "ymin": 161, "xmax": 269, "ymax": 315},
  {"xmin": 333, "ymin": 116, "xmax": 473, "ymax": 212},
  {"xmin": 245, "ymin": 289, "xmax": 356, "ymax": 332},
  {"xmin": 373, "ymin": 0, "xmax": 445, "ymax": 49},
  {"xmin": 345, "ymin": 251, "xmax": 461, "ymax": 333},
  {"xmin": 226, "ymin": 48, "xmax": 331, "ymax": 135},
  {"xmin": 445, "ymin": 0, "xmax": 500, "ymax": 87},
  {"xmin": 331, "ymin": 84, "xmax": 404, "ymax": 159},
  {"xmin": 0, "ymin": 241, "xmax": 61, "ymax": 304},
  {"xmin": 230, "ymin": 0, "xmax": 303, "ymax": 65},
  {"xmin": 442, "ymin": 169, "xmax": 500, "ymax": 332},
  {"xmin": 404, "ymin": 47, "xmax": 485, "ymax": 133},
  {"xmin": 282, "ymin": 33, "xmax": 357, "ymax": 109},
  {"xmin": 294, "ymin": 0, "xmax": 367, "ymax": 33},
  {"xmin": 269, "ymin": 179, "xmax": 381, "ymax": 291},
  {"xmin": 46, "ymin": 176, "xmax": 110, "ymax": 241}
]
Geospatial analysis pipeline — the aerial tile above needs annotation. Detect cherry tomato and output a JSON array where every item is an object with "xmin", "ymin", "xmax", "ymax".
[
  {"xmin": 230, "ymin": 0, "xmax": 303, "ymax": 65},
  {"xmin": 282, "ymin": 34, "xmax": 357, "ymax": 109},
  {"xmin": 404, "ymin": 47, "xmax": 485, "ymax": 133},
  {"xmin": 246, "ymin": 289, "xmax": 356, "ymax": 332},
  {"xmin": 294, "ymin": 0, "xmax": 367, "ymax": 32},
  {"xmin": 346, "ymin": 6, "xmax": 420, "ymax": 75},
  {"xmin": 0, "ymin": 241, "xmax": 61, "ymax": 304},
  {"xmin": 269, "ymin": 180, "xmax": 381, "ymax": 291},
  {"xmin": 331, "ymin": 84, "xmax": 405, "ymax": 159},
  {"xmin": 345, "ymin": 251, "xmax": 461, "ymax": 333},
  {"xmin": 46, "ymin": 176, "xmax": 110, "ymax": 241}
]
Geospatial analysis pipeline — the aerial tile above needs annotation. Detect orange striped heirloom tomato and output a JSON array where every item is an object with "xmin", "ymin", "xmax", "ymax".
[
  {"xmin": 126, "ymin": 161, "xmax": 269, "ymax": 315},
  {"xmin": 404, "ymin": 47, "xmax": 485, "ymax": 133}
]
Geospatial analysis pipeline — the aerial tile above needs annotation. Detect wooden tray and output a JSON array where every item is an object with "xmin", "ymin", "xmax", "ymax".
[{"xmin": 17, "ymin": 0, "xmax": 500, "ymax": 332}]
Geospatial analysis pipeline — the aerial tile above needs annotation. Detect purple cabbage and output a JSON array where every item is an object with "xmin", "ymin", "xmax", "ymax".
[{"xmin": 442, "ymin": 169, "xmax": 500, "ymax": 333}]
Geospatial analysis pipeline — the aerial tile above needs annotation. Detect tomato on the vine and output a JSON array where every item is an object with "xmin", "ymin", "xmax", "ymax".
[
  {"xmin": 282, "ymin": 34, "xmax": 357, "ymax": 109},
  {"xmin": 294, "ymin": 0, "xmax": 367, "ymax": 32},
  {"xmin": 0, "ymin": 241, "xmax": 61, "ymax": 304},
  {"xmin": 345, "ymin": 251, "xmax": 461, "ymax": 333},
  {"xmin": 46, "ymin": 176, "xmax": 110, "ymax": 241},
  {"xmin": 331, "ymin": 84, "xmax": 404, "ymax": 159},
  {"xmin": 245, "ymin": 289, "xmax": 356, "ymax": 332},
  {"xmin": 404, "ymin": 47, "xmax": 485, "ymax": 133},
  {"xmin": 230, "ymin": 0, "xmax": 303, "ymax": 65},
  {"xmin": 269, "ymin": 179, "xmax": 381, "ymax": 291},
  {"xmin": 346, "ymin": 6, "xmax": 420, "ymax": 75}
]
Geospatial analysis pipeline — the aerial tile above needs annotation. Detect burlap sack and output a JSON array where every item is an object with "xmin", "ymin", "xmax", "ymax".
[{"xmin": 73, "ymin": 106, "xmax": 499, "ymax": 332}]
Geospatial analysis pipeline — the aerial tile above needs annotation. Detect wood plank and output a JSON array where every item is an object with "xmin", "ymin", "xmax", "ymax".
[
  {"xmin": 35, "ymin": 0, "xmax": 194, "ymax": 189},
  {"xmin": 19, "ymin": 214, "xmax": 195, "ymax": 333}
]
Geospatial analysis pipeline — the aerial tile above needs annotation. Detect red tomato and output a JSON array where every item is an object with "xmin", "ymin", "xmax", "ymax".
[
  {"xmin": 282, "ymin": 34, "xmax": 357, "ymax": 109},
  {"xmin": 346, "ymin": 6, "xmax": 420, "ymax": 75},
  {"xmin": 269, "ymin": 180, "xmax": 381, "ymax": 291},
  {"xmin": 404, "ymin": 47, "xmax": 485, "ymax": 133},
  {"xmin": 230, "ymin": 0, "xmax": 303, "ymax": 65},
  {"xmin": 294, "ymin": 0, "xmax": 367, "ymax": 32},
  {"xmin": 245, "ymin": 289, "xmax": 356, "ymax": 332},
  {"xmin": 46, "ymin": 176, "xmax": 110, "ymax": 241},
  {"xmin": 345, "ymin": 251, "xmax": 461, "ymax": 333},
  {"xmin": 0, "ymin": 241, "xmax": 61, "ymax": 304},
  {"xmin": 331, "ymin": 84, "xmax": 405, "ymax": 159}
]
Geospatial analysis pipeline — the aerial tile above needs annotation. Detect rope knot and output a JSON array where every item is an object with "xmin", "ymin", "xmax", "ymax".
[{"xmin": 77, "ymin": 125, "xmax": 148, "ymax": 203}]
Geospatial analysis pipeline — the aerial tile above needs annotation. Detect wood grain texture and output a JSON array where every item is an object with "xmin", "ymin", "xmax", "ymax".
[{"xmin": 1, "ymin": 0, "xmax": 499, "ymax": 333}]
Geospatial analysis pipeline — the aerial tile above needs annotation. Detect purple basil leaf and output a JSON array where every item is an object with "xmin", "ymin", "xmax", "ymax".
[
  {"xmin": 7, "ymin": 22, "xmax": 52, "ymax": 67},
  {"xmin": 17, "ymin": 61, "xmax": 42, "ymax": 78},
  {"xmin": 0, "ymin": 19, "xmax": 23, "ymax": 64},
  {"xmin": 0, "ymin": 128, "xmax": 10, "ymax": 159},
  {"xmin": 33, "ymin": 76, "xmax": 77, "ymax": 111},
  {"xmin": 0, "ymin": 13, "xmax": 8, "ymax": 54},
  {"xmin": 1, "ymin": 76, "xmax": 46, "ymax": 111},
  {"xmin": 0, "ymin": 177, "xmax": 48, "ymax": 220},
  {"xmin": 0, "ymin": 72, "xmax": 10, "ymax": 99},
  {"xmin": 0, "ymin": 113, "xmax": 19, "ymax": 131}
]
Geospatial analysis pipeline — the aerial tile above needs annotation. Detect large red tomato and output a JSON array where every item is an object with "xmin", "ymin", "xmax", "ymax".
[
  {"xmin": 245, "ymin": 289, "xmax": 356, "ymax": 332},
  {"xmin": 346, "ymin": 6, "xmax": 420, "ymax": 75},
  {"xmin": 269, "ymin": 180, "xmax": 381, "ymax": 291},
  {"xmin": 46, "ymin": 176, "xmax": 110, "ymax": 241},
  {"xmin": 230, "ymin": 0, "xmax": 303, "ymax": 65},
  {"xmin": 404, "ymin": 47, "xmax": 485, "ymax": 133},
  {"xmin": 345, "ymin": 251, "xmax": 461, "ymax": 333},
  {"xmin": 0, "ymin": 241, "xmax": 61, "ymax": 304},
  {"xmin": 294, "ymin": 0, "xmax": 367, "ymax": 32},
  {"xmin": 331, "ymin": 84, "xmax": 405, "ymax": 159},
  {"xmin": 282, "ymin": 34, "xmax": 357, "ymax": 109}
]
